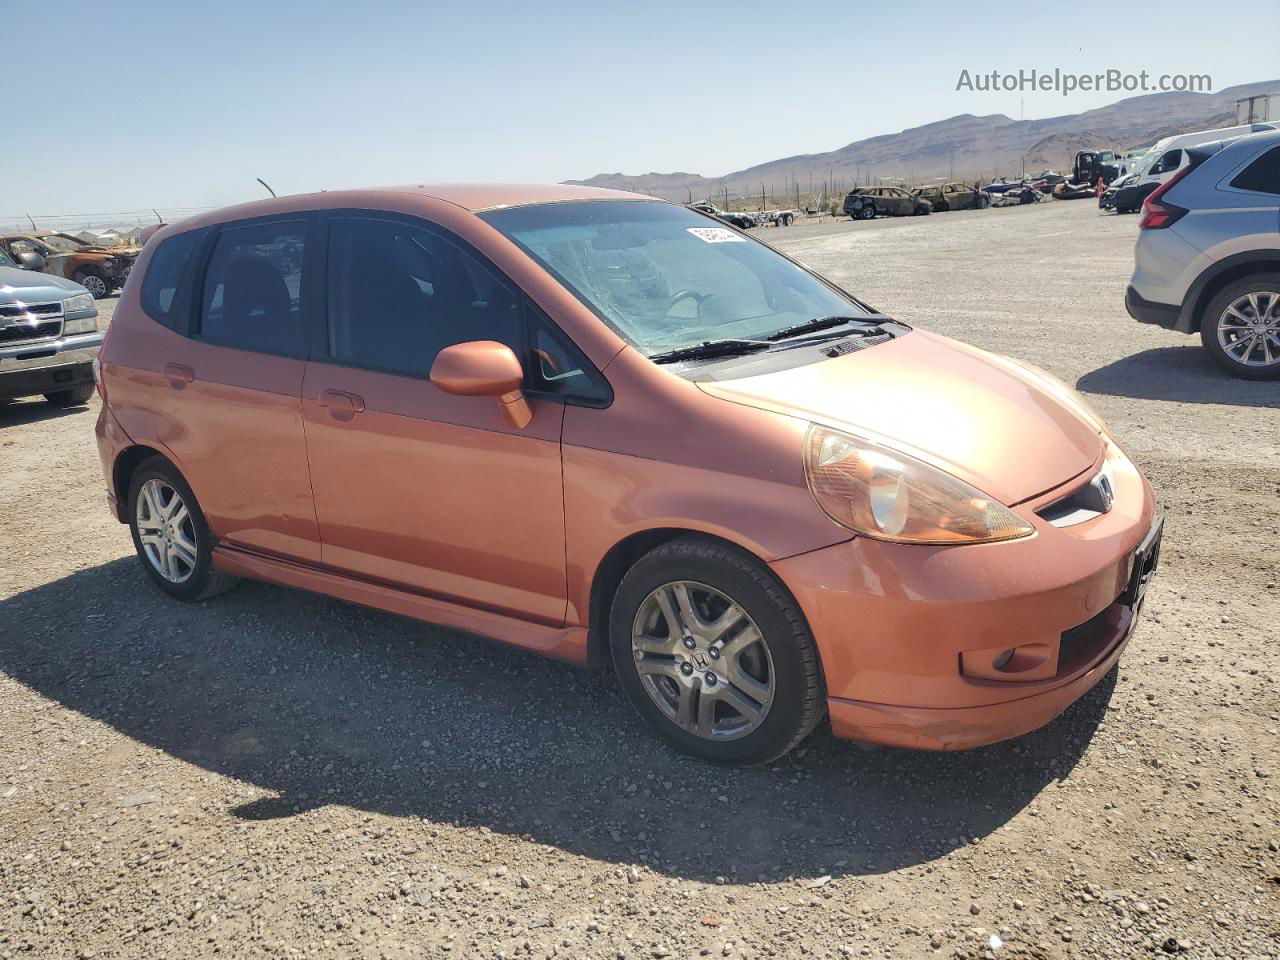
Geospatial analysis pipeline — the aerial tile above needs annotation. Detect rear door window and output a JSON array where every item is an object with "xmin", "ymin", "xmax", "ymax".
[
  {"xmin": 198, "ymin": 220, "xmax": 308, "ymax": 356},
  {"xmin": 1230, "ymin": 146, "xmax": 1280, "ymax": 195},
  {"xmin": 140, "ymin": 228, "xmax": 208, "ymax": 328}
]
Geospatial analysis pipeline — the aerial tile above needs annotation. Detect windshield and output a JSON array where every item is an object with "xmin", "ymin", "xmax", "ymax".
[
  {"xmin": 38, "ymin": 234, "xmax": 85, "ymax": 252},
  {"xmin": 479, "ymin": 200, "xmax": 867, "ymax": 355}
]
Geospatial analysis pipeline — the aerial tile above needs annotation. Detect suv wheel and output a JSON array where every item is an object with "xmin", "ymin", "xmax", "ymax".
[
  {"xmin": 1200, "ymin": 275, "xmax": 1280, "ymax": 380},
  {"xmin": 73, "ymin": 269, "xmax": 108, "ymax": 299},
  {"xmin": 856, "ymin": 204, "xmax": 876, "ymax": 220},
  {"xmin": 610, "ymin": 537, "xmax": 824, "ymax": 765},
  {"xmin": 127, "ymin": 456, "xmax": 241, "ymax": 601},
  {"xmin": 44, "ymin": 384, "xmax": 95, "ymax": 406}
]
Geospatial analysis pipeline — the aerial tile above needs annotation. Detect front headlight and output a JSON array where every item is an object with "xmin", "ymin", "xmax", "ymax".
[
  {"xmin": 804, "ymin": 425, "xmax": 1035, "ymax": 545},
  {"xmin": 63, "ymin": 293, "xmax": 94, "ymax": 315}
]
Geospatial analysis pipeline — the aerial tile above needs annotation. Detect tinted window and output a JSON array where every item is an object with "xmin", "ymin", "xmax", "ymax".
[
  {"xmin": 198, "ymin": 220, "xmax": 307, "ymax": 356},
  {"xmin": 325, "ymin": 217, "xmax": 520, "ymax": 377},
  {"xmin": 525, "ymin": 300, "xmax": 610, "ymax": 405},
  {"xmin": 1230, "ymin": 145, "xmax": 1280, "ymax": 195},
  {"xmin": 141, "ymin": 228, "xmax": 207, "ymax": 328}
]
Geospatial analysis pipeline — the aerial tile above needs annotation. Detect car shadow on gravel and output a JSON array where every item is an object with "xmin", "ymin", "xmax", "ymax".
[
  {"xmin": 0, "ymin": 399, "xmax": 93, "ymax": 428},
  {"xmin": 0, "ymin": 559, "xmax": 1116, "ymax": 883},
  {"xmin": 1077, "ymin": 346, "xmax": 1280, "ymax": 408}
]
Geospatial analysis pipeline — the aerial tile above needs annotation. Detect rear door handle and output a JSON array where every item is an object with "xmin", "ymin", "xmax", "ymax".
[
  {"xmin": 319, "ymin": 388, "xmax": 366, "ymax": 415},
  {"xmin": 163, "ymin": 362, "xmax": 194, "ymax": 387}
]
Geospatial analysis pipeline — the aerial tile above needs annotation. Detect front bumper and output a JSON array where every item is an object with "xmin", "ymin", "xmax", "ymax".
[
  {"xmin": 771, "ymin": 447, "xmax": 1158, "ymax": 750},
  {"xmin": 0, "ymin": 331, "xmax": 102, "ymax": 400}
]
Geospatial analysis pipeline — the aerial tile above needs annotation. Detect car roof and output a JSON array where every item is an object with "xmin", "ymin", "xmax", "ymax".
[{"xmin": 173, "ymin": 183, "xmax": 654, "ymax": 231}]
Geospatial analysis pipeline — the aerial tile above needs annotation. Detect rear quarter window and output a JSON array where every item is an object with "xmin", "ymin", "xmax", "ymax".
[
  {"xmin": 141, "ymin": 228, "xmax": 208, "ymax": 328},
  {"xmin": 1230, "ymin": 145, "xmax": 1280, "ymax": 195}
]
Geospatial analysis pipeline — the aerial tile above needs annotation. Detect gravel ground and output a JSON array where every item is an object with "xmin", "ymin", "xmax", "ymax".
[{"xmin": 0, "ymin": 200, "xmax": 1276, "ymax": 960}]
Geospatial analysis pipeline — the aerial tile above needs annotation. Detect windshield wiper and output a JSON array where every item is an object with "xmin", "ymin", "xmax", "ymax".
[
  {"xmin": 765, "ymin": 314, "xmax": 890, "ymax": 342},
  {"xmin": 649, "ymin": 338, "xmax": 774, "ymax": 365}
]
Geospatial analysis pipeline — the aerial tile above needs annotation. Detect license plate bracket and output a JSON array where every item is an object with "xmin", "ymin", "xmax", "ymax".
[{"xmin": 1123, "ymin": 515, "xmax": 1163, "ymax": 607}]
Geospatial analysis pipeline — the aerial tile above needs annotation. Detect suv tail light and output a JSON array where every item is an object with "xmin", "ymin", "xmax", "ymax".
[{"xmin": 1138, "ymin": 165, "xmax": 1194, "ymax": 229}]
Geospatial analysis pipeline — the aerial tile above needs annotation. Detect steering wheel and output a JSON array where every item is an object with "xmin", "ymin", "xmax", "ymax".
[{"xmin": 667, "ymin": 289, "xmax": 707, "ymax": 312}]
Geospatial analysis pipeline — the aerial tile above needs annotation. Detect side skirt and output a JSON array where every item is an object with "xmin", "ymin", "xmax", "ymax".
[{"xmin": 212, "ymin": 544, "xmax": 589, "ymax": 666}]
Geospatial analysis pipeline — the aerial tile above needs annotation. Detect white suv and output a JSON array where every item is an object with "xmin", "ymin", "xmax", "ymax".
[{"xmin": 1127, "ymin": 130, "xmax": 1280, "ymax": 379}]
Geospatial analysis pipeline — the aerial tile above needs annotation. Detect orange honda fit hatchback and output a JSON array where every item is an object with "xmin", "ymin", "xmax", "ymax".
[{"xmin": 95, "ymin": 184, "xmax": 1161, "ymax": 764}]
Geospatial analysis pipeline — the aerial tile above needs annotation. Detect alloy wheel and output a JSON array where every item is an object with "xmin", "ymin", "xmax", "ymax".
[
  {"xmin": 1217, "ymin": 291, "xmax": 1280, "ymax": 368},
  {"xmin": 630, "ymin": 580, "xmax": 775, "ymax": 741},
  {"xmin": 135, "ymin": 478, "xmax": 197, "ymax": 583},
  {"xmin": 80, "ymin": 274, "xmax": 107, "ymax": 298}
]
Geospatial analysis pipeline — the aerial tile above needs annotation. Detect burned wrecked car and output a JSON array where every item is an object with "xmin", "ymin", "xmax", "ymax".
[
  {"xmin": 843, "ymin": 186, "xmax": 931, "ymax": 219},
  {"xmin": 0, "ymin": 232, "xmax": 138, "ymax": 299},
  {"xmin": 911, "ymin": 182, "xmax": 987, "ymax": 211}
]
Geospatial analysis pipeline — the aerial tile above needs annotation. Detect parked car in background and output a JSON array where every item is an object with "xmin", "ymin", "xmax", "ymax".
[
  {"xmin": 687, "ymin": 202, "xmax": 756, "ymax": 229},
  {"xmin": 0, "ymin": 249, "xmax": 102, "ymax": 406},
  {"xmin": 1127, "ymin": 131, "xmax": 1280, "ymax": 379},
  {"xmin": 843, "ymin": 186, "xmax": 931, "ymax": 219},
  {"xmin": 1073, "ymin": 151, "xmax": 1123, "ymax": 186},
  {"xmin": 95, "ymin": 183, "xmax": 1159, "ymax": 763},
  {"xmin": 1099, "ymin": 173, "xmax": 1145, "ymax": 213},
  {"xmin": 0, "ymin": 231, "xmax": 138, "ymax": 299},
  {"xmin": 911, "ymin": 182, "xmax": 987, "ymax": 211}
]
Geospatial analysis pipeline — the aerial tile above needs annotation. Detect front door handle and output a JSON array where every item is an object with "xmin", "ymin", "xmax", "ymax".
[
  {"xmin": 319, "ymin": 388, "xmax": 366, "ymax": 416},
  {"xmin": 163, "ymin": 362, "xmax": 194, "ymax": 388}
]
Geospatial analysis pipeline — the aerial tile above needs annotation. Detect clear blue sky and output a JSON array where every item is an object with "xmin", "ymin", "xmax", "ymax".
[{"xmin": 3, "ymin": 0, "xmax": 1273, "ymax": 218}]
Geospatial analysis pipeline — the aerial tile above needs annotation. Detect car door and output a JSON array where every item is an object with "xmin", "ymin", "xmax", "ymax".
[
  {"xmin": 300, "ymin": 211, "xmax": 569, "ymax": 624},
  {"xmin": 146, "ymin": 216, "xmax": 322, "ymax": 563}
]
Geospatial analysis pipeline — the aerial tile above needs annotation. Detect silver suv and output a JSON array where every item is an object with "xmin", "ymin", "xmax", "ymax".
[
  {"xmin": 1126, "ymin": 130, "xmax": 1280, "ymax": 379},
  {"xmin": 0, "ymin": 249, "xmax": 102, "ymax": 406}
]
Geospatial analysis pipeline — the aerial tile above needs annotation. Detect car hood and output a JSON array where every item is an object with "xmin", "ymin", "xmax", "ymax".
[
  {"xmin": 697, "ymin": 330, "xmax": 1102, "ymax": 505},
  {"xmin": 0, "ymin": 265, "xmax": 89, "ymax": 301}
]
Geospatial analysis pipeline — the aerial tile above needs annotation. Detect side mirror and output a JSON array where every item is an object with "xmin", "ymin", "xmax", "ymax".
[
  {"xmin": 17, "ymin": 251, "xmax": 45, "ymax": 271},
  {"xmin": 429, "ymin": 340, "xmax": 532, "ymax": 429}
]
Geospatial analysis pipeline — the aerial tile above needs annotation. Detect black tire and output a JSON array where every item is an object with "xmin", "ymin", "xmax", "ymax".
[
  {"xmin": 1199, "ymin": 273, "xmax": 1280, "ymax": 380},
  {"xmin": 934, "ymin": 200, "xmax": 949, "ymax": 213},
  {"xmin": 609, "ymin": 536, "xmax": 824, "ymax": 765},
  {"xmin": 126, "ymin": 456, "xmax": 241, "ymax": 601},
  {"xmin": 44, "ymin": 384, "xmax": 95, "ymax": 406},
  {"xmin": 73, "ymin": 268, "xmax": 108, "ymax": 299},
  {"xmin": 914, "ymin": 204, "xmax": 931, "ymax": 216},
  {"xmin": 856, "ymin": 204, "xmax": 876, "ymax": 220}
]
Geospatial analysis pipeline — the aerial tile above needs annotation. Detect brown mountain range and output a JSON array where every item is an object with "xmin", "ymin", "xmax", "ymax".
[{"xmin": 567, "ymin": 81, "xmax": 1277, "ymax": 201}]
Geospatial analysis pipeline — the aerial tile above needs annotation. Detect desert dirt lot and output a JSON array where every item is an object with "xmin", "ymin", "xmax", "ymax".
[{"xmin": 0, "ymin": 199, "xmax": 1277, "ymax": 960}]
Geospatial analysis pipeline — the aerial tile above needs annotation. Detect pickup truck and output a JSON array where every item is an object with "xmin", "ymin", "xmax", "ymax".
[{"xmin": 0, "ymin": 249, "xmax": 102, "ymax": 407}]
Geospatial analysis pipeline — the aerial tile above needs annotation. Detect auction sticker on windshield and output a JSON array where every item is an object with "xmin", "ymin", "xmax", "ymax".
[{"xmin": 687, "ymin": 227, "xmax": 746, "ymax": 243}]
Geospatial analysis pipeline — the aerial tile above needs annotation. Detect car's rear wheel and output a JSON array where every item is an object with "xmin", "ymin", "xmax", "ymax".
[
  {"xmin": 610, "ymin": 537, "xmax": 824, "ymax": 765},
  {"xmin": 73, "ymin": 269, "xmax": 108, "ymax": 299},
  {"xmin": 44, "ymin": 384, "xmax": 94, "ymax": 407},
  {"xmin": 1200, "ymin": 275, "xmax": 1280, "ymax": 380},
  {"xmin": 127, "ymin": 456, "xmax": 241, "ymax": 601},
  {"xmin": 856, "ymin": 204, "xmax": 876, "ymax": 220}
]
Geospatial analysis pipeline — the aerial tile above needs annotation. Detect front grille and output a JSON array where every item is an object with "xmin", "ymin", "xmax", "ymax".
[{"xmin": 0, "ymin": 301, "xmax": 64, "ymax": 345}]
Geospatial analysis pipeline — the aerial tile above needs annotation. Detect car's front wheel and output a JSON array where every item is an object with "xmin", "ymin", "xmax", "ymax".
[
  {"xmin": 610, "ymin": 537, "xmax": 824, "ymax": 764},
  {"xmin": 1201, "ymin": 275, "xmax": 1280, "ymax": 380},
  {"xmin": 127, "ymin": 456, "xmax": 241, "ymax": 601}
]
